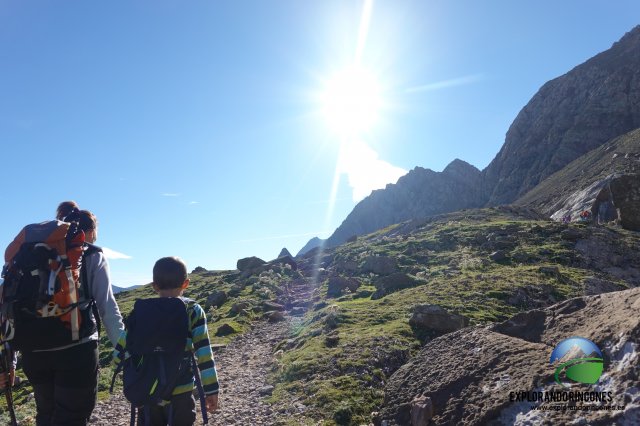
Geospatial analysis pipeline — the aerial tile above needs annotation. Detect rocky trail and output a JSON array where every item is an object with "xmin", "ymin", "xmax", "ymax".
[{"xmin": 91, "ymin": 279, "xmax": 316, "ymax": 426}]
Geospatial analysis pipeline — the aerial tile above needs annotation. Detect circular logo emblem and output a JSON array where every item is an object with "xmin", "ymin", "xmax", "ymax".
[{"xmin": 550, "ymin": 337, "xmax": 604, "ymax": 386}]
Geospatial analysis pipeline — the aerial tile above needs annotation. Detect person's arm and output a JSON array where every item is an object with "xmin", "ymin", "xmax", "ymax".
[
  {"xmin": 112, "ymin": 329, "xmax": 128, "ymax": 368},
  {"xmin": 0, "ymin": 350, "xmax": 16, "ymax": 389},
  {"xmin": 190, "ymin": 303, "xmax": 219, "ymax": 402},
  {"xmin": 89, "ymin": 251, "xmax": 125, "ymax": 347}
]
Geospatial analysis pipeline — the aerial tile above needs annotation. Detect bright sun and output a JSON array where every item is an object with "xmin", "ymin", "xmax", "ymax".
[{"xmin": 321, "ymin": 66, "xmax": 382, "ymax": 137}]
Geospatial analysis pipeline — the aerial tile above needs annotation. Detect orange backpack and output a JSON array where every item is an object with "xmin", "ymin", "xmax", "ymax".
[{"xmin": 1, "ymin": 220, "xmax": 98, "ymax": 351}]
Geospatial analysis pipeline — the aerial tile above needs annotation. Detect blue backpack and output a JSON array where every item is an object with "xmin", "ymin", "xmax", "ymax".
[{"xmin": 111, "ymin": 297, "xmax": 208, "ymax": 426}]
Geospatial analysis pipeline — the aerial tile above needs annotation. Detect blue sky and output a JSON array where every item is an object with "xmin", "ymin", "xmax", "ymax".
[{"xmin": 1, "ymin": 1, "xmax": 639, "ymax": 286}]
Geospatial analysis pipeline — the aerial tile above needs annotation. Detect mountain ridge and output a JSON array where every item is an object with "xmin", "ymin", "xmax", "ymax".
[{"xmin": 298, "ymin": 25, "xmax": 640, "ymax": 255}]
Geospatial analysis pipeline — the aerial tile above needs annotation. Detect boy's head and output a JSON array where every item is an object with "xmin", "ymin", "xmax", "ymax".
[{"xmin": 152, "ymin": 256, "xmax": 189, "ymax": 290}]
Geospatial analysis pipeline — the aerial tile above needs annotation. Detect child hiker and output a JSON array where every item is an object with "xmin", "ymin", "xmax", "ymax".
[{"xmin": 113, "ymin": 257, "xmax": 219, "ymax": 425}]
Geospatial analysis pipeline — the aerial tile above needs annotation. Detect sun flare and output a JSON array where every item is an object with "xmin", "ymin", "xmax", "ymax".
[{"xmin": 321, "ymin": 66, "xmax": 382, "ymax": 137}]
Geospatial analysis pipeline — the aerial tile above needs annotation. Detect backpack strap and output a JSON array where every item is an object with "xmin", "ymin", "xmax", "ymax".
[
  {"xmin": 181, "ymin": 298, "xmax": 210, "ymax": 425},
  {"xmin": 191, "ymin": 353, "xmax": 209, "ymax": 425},
  {"xmin": 81, "ymin": 243, "xmax": 102, "ymax": 335}
]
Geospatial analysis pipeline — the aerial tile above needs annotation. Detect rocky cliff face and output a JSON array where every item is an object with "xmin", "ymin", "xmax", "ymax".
[
  {"xmin": 483, "ymin": 25, "xmax": 640, "ymax": 205},
  {"xmin": 322, "ymin": 159, "xmax": 484, "ymax": 249}
]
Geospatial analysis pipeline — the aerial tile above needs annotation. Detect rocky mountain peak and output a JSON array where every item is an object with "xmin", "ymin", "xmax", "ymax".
[
  {"xmin": 483, "ymin": 24, "xmax": 640, "ymax": 205},
  {"xmin": 442, "ymin": 159, "xmax": 481, "ymax": 183}
]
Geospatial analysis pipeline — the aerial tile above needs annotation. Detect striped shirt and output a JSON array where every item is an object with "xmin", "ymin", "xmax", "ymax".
[{"xmin": 112, "ymin": 297, "xmax": 219, "ymax": 396}]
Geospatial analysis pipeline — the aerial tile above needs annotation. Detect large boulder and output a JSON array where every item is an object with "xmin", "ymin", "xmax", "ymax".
[
  {"xmin": 327, "ymin": 275, "xmax": 361, "ymax": 298},
  {"xmin": 610, "ymin": 174, "xmax": 640, "ymax": 230},
  {"xmin": 361, "ymin": 255, "xmax": 399, "ymax": 275},
  {"xmin": 409, "ymin": 305, "xmax": 469, "ymax": 334},
  {"xmin": 372, "ymin": 273, "xmax": 420, "ymax": 299},
  {"xmin": 377, "ymin": 287, "xmax": 640, "ymax": 425},
  {"xmin": 215, "ymin": 323, "xmax": 236, "ymax": 337},
  {"xmin": 206, "ymin": 290, "xmax": 228, "ymax": 308},
  {"xmin": 237, "ymin": 256, "xmax": 266, "ymax": 272}
]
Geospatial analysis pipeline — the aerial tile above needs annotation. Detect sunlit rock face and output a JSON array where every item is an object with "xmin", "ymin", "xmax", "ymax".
[{"xmin": 483, "ymin": 25, "xmax": 640, "ymax": 205}]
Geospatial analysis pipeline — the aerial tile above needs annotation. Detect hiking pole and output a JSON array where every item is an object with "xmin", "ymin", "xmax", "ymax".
[{"xmin": 0, "ymin": 343, "xmax": 18, "ymax": 426}]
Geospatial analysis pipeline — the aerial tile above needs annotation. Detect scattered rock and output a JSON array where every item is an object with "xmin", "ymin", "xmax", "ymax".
[
  {"xmin": 237, "ymin": 256, "xmax": 266, "ymax": 272},
  {"xmin": 409, "ymin": 305, "xmax": 469, "ymax": 334},
  {"xmin": 230, "ymin": 301, "xmax": 252, "ymax": 316},
  {"xmin": 263, "ymin": 301, "xmax": 285, "ymax": 312},
  {"xmin": 560, "ymin": 228, "xmax": 583, "ymax": 241},
  {"xmin": 325, "ymin": 307, "xmax": 341, "ymax": 330},
  {"xmin": 228, "ymin": 284, "xmax": 244, "ymax": 297},
  {"xmin": 489, "ymin": 250, "xmax": 507, "ymax": 262},
  {"xmin": 206, "ymin": 290, "xmax": 228, "ymax": 308},
  {"xmin": 210, "ymin": 343, "xmax": 227, "ymax": 351},
  {"xmin": 289, "ymin": 307, "xmax": 306, "ymax": 316},
  {"xmin": 266, "ymin": 311, "xmax": 285, "ymax": 323},
  {"xmin": 327, "ymin": 275, "xmax": 361, "ymax": 297},
  {"xmin": 335, "ymin": 260, "xmax": 358, "ymax": 273},
  {"xmin": 410, "ymin": 395, "xmax": 434, "ymax": 426},
  {"xmin": 361, "ymin": 255, "xmax": 399, "ymax": 275},
  {"xmin": 372, "ymin": 273, "xmax": 419, "ymax": 299},
  {"xmin": 539, "ymin": 266, "xmax": 560, "ymax": 275},
  {"xmin": 258, "ymin": 385, "xmax": 275, "ymax": 396},
  {"xmin": 215, "ymin": 323, "xmax": 236, "ymax": 337},
  {"xmin": 324, "ymin": 331, "xmax": 340, "ymax": 347}
]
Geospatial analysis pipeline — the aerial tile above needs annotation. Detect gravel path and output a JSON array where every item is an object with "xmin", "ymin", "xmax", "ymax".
[
  {"xmin": 91, "ymin": 280, "xmax": 317, "ymax": 426},
  {"xmin": 90, "ymin": 317, "xmax": 304, "ymax": 426}
]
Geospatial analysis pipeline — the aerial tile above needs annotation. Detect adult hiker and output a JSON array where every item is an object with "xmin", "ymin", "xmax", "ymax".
[
  {"xmin": 56, "ymin": 200, "xmax": 79, "ymax": 221},
  {"xmin": 0, "ymin": 206, "xmax": 125, "ymax": 426}
]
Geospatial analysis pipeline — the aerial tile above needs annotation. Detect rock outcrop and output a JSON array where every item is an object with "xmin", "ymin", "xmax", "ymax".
[
  {"xmin": 409, "ymin": 305, "xmax": 469, "ymax": 334},
  {"xmin": 376, "ymin": 287, "xmax": 640, "ymax": 425},
  {"xmin": 237, "ymin": 256, "xmax": 266, "ymax": 272},
  {"xmin": 517, "ymin": 128, "xmax": 640, "ymax": 213}
]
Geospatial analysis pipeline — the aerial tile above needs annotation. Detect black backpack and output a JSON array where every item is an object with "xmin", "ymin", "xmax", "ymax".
[
  {"xmin": 0, "ymin": 220, "xmax": 100, "ymax": 352},
  {"xmin": 112, "ymin": 297, "xmax": 208, "ymax": 426}
]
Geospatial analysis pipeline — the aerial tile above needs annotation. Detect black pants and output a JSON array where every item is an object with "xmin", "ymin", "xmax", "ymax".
[
  {"xmin": 138, "ymin": 392, "xmax": 196, "ymax": 426},
  {"xmin": 21, "ymin": 341, "xmax": 99, "ymax": 426}
]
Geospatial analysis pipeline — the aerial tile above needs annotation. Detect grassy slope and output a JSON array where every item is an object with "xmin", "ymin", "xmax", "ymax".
[{"xmin": 267, "ymin": 206, "xmax": 638, "ymax": 425}]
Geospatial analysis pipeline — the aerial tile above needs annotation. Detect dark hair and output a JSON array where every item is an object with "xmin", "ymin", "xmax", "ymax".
[
  {"xmin": 64, "ymin": 209, "xmax": 98, "ymax": 233},
  {"xmin": 153, "ymin": 257, "xmax": 188, "ymax": 290},
  {"xmin": 56, "ymin": 201, "xmax": 79, "ymax": 221}
]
